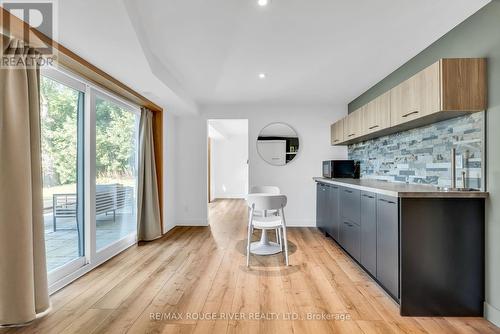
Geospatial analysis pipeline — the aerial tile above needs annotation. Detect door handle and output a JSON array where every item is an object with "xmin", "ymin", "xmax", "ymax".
[{"xmin": 402, "ymin": 110, "xmax": 419, "ymax": 118}]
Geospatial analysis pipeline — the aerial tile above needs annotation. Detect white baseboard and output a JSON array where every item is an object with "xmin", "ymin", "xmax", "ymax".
[
  {"xmin": 175, "ymin": 219, "xmax": 209, "ymax": 226},
  {"xmin": 485, "ymin": 302, "xmax": 500, "ymax": 327},
  {"xmin": 213, "ymin": 194, "xmax": 246, "ymax": 199}
]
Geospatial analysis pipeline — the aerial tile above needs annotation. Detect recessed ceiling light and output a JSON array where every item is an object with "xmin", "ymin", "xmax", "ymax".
[
  {"xmin": 258, "ymin": 73, "xmax": 266, "ymax": 79},
  {"xmin": 258, "ymin": 0, "xmax": 268, "ymax": 7}
]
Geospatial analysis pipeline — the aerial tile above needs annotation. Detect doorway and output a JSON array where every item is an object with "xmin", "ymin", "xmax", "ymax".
[{"xmin": 207, "ymin": 119, "xmax": 249, "ymax": 209}]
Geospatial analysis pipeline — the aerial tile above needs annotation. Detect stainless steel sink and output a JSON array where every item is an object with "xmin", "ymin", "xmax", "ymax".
[{"xmin": 436, "ymin": 187, "xmax": 480, "ymax": 192}]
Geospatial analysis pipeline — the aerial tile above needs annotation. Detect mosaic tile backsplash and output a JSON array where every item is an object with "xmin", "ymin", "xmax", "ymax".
[{"xmin": 348, "ymin": 112, "xmax": 484, "ymax": 189}]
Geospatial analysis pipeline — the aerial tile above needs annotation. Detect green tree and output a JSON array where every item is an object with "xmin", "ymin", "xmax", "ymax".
[{"xmin": 41, "ymin": 77, "xmax": 137, "ymax": 187}]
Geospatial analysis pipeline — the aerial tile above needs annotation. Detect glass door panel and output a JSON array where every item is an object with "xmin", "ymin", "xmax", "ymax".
[
  {"xmin": 40, "ymin": 75, "xmax": 85, "ymax": 273},
  {"xmin": 94, "ymin": 95, "xmax": 138, "ymax": 251}
]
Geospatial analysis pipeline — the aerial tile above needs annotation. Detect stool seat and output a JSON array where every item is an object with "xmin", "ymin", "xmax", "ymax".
[{"xmin": 252, "ymin": 216, "xmax": 283, "ymax": 229}]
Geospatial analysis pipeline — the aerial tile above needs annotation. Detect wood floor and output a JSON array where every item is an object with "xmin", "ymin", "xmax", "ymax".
[{"xmin": 2, "ymin": 199, "xmax": 499, "ymax": 334}]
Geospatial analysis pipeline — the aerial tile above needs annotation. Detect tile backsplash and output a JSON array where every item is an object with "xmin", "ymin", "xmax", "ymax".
[{"xmin": 348, "ymin": 112, "xmax": 484, "ymax": 189}]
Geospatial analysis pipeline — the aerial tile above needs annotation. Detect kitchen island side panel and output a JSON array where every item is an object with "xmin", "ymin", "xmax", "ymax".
[{"xmin": 400, "ymin": 197, "xmax": 485, "ymax": 316}]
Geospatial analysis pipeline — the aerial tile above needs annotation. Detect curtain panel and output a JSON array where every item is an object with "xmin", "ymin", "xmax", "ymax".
[
  {"xmin": 0, "ymin": 37, "xmax": 50, "ymax": 326},
  {"xmin": 137, "ymin": 108, "xmax": 162, "ymax": 241}
]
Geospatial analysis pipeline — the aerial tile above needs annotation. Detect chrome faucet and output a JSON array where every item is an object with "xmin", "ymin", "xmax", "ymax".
[{"xmin": 451, "ymin": 147, "xmax": 456, "ymax": 189}]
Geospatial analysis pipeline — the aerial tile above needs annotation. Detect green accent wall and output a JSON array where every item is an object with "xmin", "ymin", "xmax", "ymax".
[{"xmin": 348, "ymin": 0, "xmax": 500, "ymax": 325}]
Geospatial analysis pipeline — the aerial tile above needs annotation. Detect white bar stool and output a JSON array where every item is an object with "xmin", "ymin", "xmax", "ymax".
[
  {"xmin": 249, "ymin": 186, "xmax": 281, "ymax": 251},
  {"xmin": 246, "ymin": 194, "xmax": 289, "ymax": 266}
]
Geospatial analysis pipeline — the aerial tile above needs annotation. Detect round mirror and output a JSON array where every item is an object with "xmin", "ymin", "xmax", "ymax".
[{"xmin": 257, "ymin": 123, "xmax": 299, "ymax": 166}]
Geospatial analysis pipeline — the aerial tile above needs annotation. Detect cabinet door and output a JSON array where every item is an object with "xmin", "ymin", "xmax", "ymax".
[
  {"xmin": 376, "ymin": 194, "xmax": 399, "ymax": 298},
  {"xmin": 363, "ymin": 93, "xmax": 391, "ymax": 135},
  {"xmin": 340, "ymin": 220, "xmax": 361, "ymax": 262},
  {"xmin": 316, "ymin": 183, "xmax": 327, "ymax": 233},
  {"xmin": 390, "ymin": 76, "xmax": 419, "ymax": 126},
  {"xmin": 340, "ymin": 187, "xmax": 361, "ymax": 224},
  {"xmin": 344, "ymin": 108, "xmax": 363, "ymax": 140},
  {"xmin": 415, "ymin": 61, "xmax": 440, "ymax": 118},
  {"xmin": 330, "ymin": 119, "xmax": 344, "ymax": 145},
  {"xmin": 329, "ymin": 185, "xmax": 340, "ymax": 241},
  {"xmin": 360, "ymin": 191, "xmax": 377, "ymax": 276}
]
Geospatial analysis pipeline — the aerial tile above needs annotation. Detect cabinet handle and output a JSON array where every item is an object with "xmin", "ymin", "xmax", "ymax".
[
  {"xmin": 345, "ymin": 189, "xmax": 353, "ymax": 193},
  {"xmin": 343, "ymin": 222, "xmax": 352, "ymax": 227},
  {"xmin": 402, "ymin": 110, "xmax": 419, "ymax": 118},
  {"xmin": 348, "ymin": 133, "xmax": 355, "ymax": 137},
  {"xmin": 379, "ymin": 198, "xmax": 396, "ymax": 204},
  {"xmin": 368, "ymin": 125, "xmax": 379, "ymax": 130},
  {"xmin": 362, "ymin": 194, "xmax": 375, "ymax": 199},
  {"xmin": 333, "ymin": 139, "xmax": 339, "ymax": 142}
]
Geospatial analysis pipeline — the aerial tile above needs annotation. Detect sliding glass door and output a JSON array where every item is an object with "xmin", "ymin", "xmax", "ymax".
[
  {"xmin": 40, "ymin": 70, "xmax": 86, "ymax": 280},
  {"xmin": 94, "ymin": 94, "xmax": 138, "ymax": 253},
  {"xmin": 40, "ymin": 67, "xmax": 139, "ymax": 290}
]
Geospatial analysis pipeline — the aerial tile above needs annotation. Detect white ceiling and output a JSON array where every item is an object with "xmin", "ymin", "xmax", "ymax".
[{"xmin": 52, "ymin": 0, "xmax": 490, "ymax": 114}]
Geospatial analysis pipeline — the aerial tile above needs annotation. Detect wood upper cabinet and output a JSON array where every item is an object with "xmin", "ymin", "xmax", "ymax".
[
  {"xmin": 391, "ymin": 59, "xmax": 486, "ymax": 127},
  {"xmin": 331, "ymin": 58, "xmax": 486, "ymax": 145},
  {"xmin": 344, "ymin": 108, "xmax": 363, "ymax": 140},
  {"xmin": 391, "ymin": 62, "xmax": 440, "ymax": 126},
  {"xmin": 363, "ymin": 91, "xmax": 391, "ymax": 134},
  {"xmin": 330, "ymin": 119, "xmax": 344, "ymax": 145}
]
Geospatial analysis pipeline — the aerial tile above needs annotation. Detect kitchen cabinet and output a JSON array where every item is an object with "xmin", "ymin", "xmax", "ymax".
[
  {"xmin": 376, "ymin": 194, "xmax": 399, "ymax": 299},
  {"xmin": 339, "ymin": 186, "xmax": 361, "ymax": 262},
  {"xmin": 340, "ymin": 187, "xmax": 361, "ymax": 224},
  {"xmin": 391, "ymin": 62, "xmax": 440, "ymax": 126},
  {"xmin": 360, "ymin": 191, "xmax": 377, "ymax": 277},
  {"xmin": 339, "ymin": 220, "xmax": 361, "ymax": 262},
  {"xmin": 329, "ymin": 184, "xmax": 340, "ymax": 241},
  {"xmin": 330, "ymin": 58, "xmax": 486, "ymax": 145},
  {"xmin": 363, "ymin": 91, "xmax": 391, "ymax": 135},
  {"xmin": 315, "ymin": 178, "xmax": 486, "ymax": 316},
  {"xmin": 316, "ymin": 183, "xmax": 328, "ymax": 234},
  {"xmin": 330, "ymin": 119, "xmax": 344, "ymax": 145},
  {"xmin": 316, "ymin": 183, "xmax": 340, "ymax": 241},
  {"xmin": 343, "ymin": 107, "xmax": 363, "ymax": 141}
]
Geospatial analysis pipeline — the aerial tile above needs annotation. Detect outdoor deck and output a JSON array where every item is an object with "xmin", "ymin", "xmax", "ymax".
[{"xmin": 44, "ymin": 210, "xmax": 136, "ymax": 272}]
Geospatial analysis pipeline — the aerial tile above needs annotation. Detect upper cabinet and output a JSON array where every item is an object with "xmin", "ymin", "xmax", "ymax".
[
  {"xmin": 331, "ymin": 58, "xmax": 487, "ymax": 145},
  {"xmin": 391, "ymin": 62, "xmax": 440, "ymax": 126},
  {"xmin": 363, "ymin": 91, "xmax": 391, "ymax": 135},
  {"xmin": 344, "ymin": 107, "xmax": 363, "ymax": 140},
  {"xmin": 330, "ymin": 119, "xmax": 344, "ymax": 145}
]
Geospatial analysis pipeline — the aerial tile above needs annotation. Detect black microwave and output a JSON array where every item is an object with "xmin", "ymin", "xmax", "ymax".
[{"xmin": 322, "ymin": 160, "xmax": 360, "ymax": 179}]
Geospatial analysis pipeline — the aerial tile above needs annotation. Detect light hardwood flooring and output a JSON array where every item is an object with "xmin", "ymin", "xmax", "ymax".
[{"xmin": 2, "ymin": 199, "xmax": 499, "ymax": 334}]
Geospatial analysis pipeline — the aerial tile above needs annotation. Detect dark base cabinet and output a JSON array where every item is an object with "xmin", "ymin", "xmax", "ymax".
[
  {"xmin": 339, "ymin": 220, "xmax": 360, "ymax": 262},
  {"xmin": 316, "ymin": 183, "xmax": 340, "ymax": 241},
  {"xmin": 376, "ymin": 194, "xmax": 399, "ymax": 300},
  {"xmin": 360, "ymin": 192, "xmax": 377, "ymax": 277},
  {"xmin": 400, "ymin": 198, "xmax": 485, "ymax": 316},
  {"xmin": 315, "ymin": 180, "xmax": 485, "ymax": 317}
]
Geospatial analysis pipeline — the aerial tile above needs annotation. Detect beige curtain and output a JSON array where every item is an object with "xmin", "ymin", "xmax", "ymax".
[
  {"xmin": 137, "ymin": 108, "xmax": 162, "ymax": 241},
  {"xmin": 0, "ymin": 37, "xmax": 50, "ymax": 326}
]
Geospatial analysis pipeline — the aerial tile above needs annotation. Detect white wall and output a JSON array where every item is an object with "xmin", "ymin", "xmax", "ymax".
[
  {"xmin": 211, "ymin": 132, "xmax": 248, "ymax": 199},
  {"xmin": 163, "ymin": 110, "xmax": 177, "ymax": 233},
  {"xmin": 173, "ymin": 104, "xmax": 347, "ymax": 227}
]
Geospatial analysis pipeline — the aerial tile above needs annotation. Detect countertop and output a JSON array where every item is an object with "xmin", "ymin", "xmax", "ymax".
[{"xmin": 313, "ymin": 177, "xmax": 489, "ymax": 198}]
